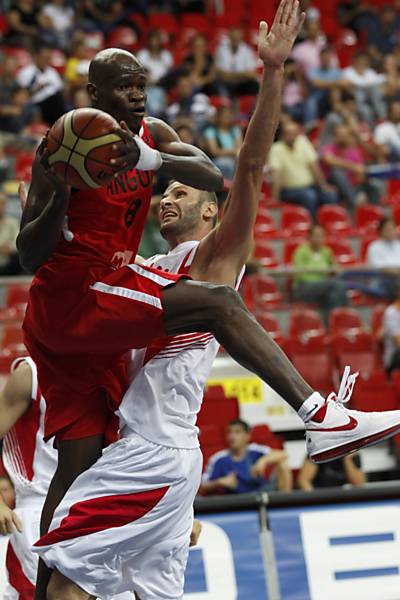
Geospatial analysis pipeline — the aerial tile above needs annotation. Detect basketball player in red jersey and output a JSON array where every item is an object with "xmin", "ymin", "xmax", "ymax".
[{"xmin": 16, "ymin": 2, "xmax": 400, "ymax": 597}]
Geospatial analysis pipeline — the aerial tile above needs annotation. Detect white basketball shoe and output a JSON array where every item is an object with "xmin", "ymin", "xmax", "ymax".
[{"xmin": 306, "ymin": 367, "xmax": 400, "ymax": 463}]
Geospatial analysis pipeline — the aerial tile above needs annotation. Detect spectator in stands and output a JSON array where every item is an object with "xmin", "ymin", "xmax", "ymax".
[
  {"xmin": 383, "ymin": 283, "xmax": 400, "ymax": 372},
  {"xmin": 368, "ymin": 5, "xmax": 399, "ymax": 60},
  {"xmin": 80, "ymin": 0, "xmax": 127, "ymax": 32},
  {"xmin": 292, "ymin": 225, "xmax": 348, "ymax": 312},
  {"xmin": 337, "ymin": 0, "xmax": 376, "ymax": 35},
  {"xmin": 367, "ymin": 218, "xmax": 400, "ymax": 271},
  {"xmin": 138, "ymin": 30, "xmax": 173, "ymax": 86},
  {"xmin": 382, "ymin": 54, "xmax": 400, "ymax": 102},
  {"xmin": 0, "ymin": 86, "xmax": 34, "ymax": 134},
  {"xmin": 40, "ymin": 0, "xmax": 75, "ymax": 50},
  {"xmin": 342, "ymin": 52, "xmax": 386, "ymax": 125},
  {"xmin": 282, "ymin": 59, "xmax": 318, "ymax": 125},
  {"xmin": 291, "ymin": 20, "xmax": 333, "ymax": 76},
  {"xmin": 0, "ymin": 474, "xmax": 15, "ymax": 508},
  {"xmin": 300, "ymin": 0, "xmax": 321, "ymax": 23},
  {"xmin": 309, "ymin": 47, "xmax": 345, "ymax": 118},
  {"xmin": 298, "ymin": 454, "xmax": 365, "ymax": 489},
  {"xmin": 269, "ymin": 120, "xmax": 337, "ymax": 218},
  {"xmin": 319, "ymin": 89, "xmax": 371, "ymax": 146},
  {"xmin": 203, "ymin": 105, "xmax": 242, "ymax": 180},
  {"xmin": 374, "ymin": 100, "xmax": 400, "ymax": 161},
  {"xmin": 183, "ymin": 34, "xmax": 218, "ymax": 96},
  {"xmin": 201, "ymin": 419, "xmax": 293, "ymax": 495},
  {"xmin": 65, "ymin": 37, "xmax": 91, "ymax": 93},
  {"xmin": 215, "ymin": 27, "xmax": 259, "ymax": 96},
  {"xmin": 0, "ymin": 192, "xmax": 20, "ymax": 276},
  {"xmin": 166, "ymin": 74, "xmax": 214, "ymax": 129},
  {"xmin": 6, "ymin": 0, "xmax": 41, "ymax": 49},
  {"xmin": 16, "ymin": 41, "xmax": 64, "ymax": 126},
  {"xmin": 175, "ymin": 122, "xmax": 199, "ymax": 146},
  {"xmin": 322, "ymin": 124, "xmax": 380, "ymax": 209}
]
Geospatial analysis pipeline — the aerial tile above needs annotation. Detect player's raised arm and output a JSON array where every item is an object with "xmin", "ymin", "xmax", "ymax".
[
  {"xmin": 194, "ymin": 0, "xmax": 305, "ymax": 282},
  {"xmin": 0, "ymin": 362, "xmax": 32, "ymax": 439},
  {"xmin": 17, "ymin": 141, "xmax": 71, "ymax": 273}
]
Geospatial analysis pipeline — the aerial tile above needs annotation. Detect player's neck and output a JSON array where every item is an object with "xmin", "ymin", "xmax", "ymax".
[{"xmin": 166, "ymin": 227, "xmax": 207, "ymax": 250}]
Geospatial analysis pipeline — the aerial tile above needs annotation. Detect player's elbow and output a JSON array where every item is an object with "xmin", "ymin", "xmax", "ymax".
[{"xmin": 16, "ymin": 235, "xmax": 39, "ymax": 274}]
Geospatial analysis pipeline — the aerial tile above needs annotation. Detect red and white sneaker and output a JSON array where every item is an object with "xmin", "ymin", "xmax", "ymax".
[{"xmin": 306, "ymin": 367, "xmax": 400, "ymax": 463}]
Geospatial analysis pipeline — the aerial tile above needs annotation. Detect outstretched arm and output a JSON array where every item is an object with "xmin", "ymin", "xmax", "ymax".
[
  {"xmin": 0, "ymin": 362, "xmax": 32, "ymax": 440},
  {"xmin": 192, "ymin": 0, "xmax": 305, "ymax": 285},
  {"xmin": 17, "ymin": 143, "xmax": 71, "ymax": 273}
]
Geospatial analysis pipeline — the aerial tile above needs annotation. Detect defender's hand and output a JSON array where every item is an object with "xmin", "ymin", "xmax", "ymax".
[
  {"xmin": 258, "ymin": 0, "xmax": 305, "ymax": 69},
  {"xmin": 0, "ymin": 503, "xmax": 22, "ymax": 536}
]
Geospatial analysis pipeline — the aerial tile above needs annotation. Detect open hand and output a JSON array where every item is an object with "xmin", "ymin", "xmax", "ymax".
[
  {"xmin": 258, "ymin": 0, "xmax": 305, "ymax": 69},
  {"xmin": 0, "ymin": 503, "xmax": 22, "ymax": 536},
  {"xmin": 111, "ymin": 121, "xmax": 140, "ymax": 175}
]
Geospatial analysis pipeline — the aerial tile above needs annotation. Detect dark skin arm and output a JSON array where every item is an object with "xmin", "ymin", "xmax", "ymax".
[
  {"xmin": 113, "ymin": 117, "xmax": 224, "ymax": 192},
  {"xmin": 17, "ymin": 142, "xmax": 71, "ymax": 273}
]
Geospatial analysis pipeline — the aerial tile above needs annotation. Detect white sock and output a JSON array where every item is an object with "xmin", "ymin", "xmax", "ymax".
[{"xmin": 298, "ymin": 392, "xmax": 325, "ymax": 423}]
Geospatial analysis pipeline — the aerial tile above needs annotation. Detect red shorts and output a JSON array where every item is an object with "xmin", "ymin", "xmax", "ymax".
[{"xmin": 23, "ymin": 261, "xmax": 185, "ymax": 442}]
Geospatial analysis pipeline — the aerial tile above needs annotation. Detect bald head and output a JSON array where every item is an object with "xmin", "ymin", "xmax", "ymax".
[
  {"xmin": 87, "ymin": 48, "xmax": 147, "ymax": 133},
  {"xmin": 88, "ymin": 48, "xmax": 144, "ymax": 86}
]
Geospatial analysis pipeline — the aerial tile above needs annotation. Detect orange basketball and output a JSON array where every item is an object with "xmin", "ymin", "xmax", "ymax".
[{"xmin": 47, "ymin": 108, "xmax": 124, "ymax": 189}]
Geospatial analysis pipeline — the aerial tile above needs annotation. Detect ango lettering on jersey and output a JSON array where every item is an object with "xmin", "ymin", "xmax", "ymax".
[{"xmin": 107, "ymin": 170, "xmax": 152, "ymax": 196}]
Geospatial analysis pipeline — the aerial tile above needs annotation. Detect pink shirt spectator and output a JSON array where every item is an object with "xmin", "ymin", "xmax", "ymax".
[
  {"xmin": 321, "ymin": 143, "xmax": 363, "ymax": 184},
  {"xmin": 291, "ymin": 37, "xmax": 338, "ymax": 75},
  {"xmin": 283, "ymin": 80, "xmax": 303, "ymax": 106}
]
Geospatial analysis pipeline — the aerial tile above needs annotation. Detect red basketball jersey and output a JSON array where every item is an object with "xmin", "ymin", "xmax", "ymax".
[{"xmin": 50, "ymin": 119, "xmax": 155, "ymax": 270}]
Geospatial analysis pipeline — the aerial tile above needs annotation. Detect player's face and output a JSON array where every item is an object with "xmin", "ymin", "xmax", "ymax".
[
  {"xmin": 159, "ymin": 183, "xmax": 203, "ymax": 239},
  {"xmin": 92, "ymin": 60, "xmax": 148, "ymax": 133}
]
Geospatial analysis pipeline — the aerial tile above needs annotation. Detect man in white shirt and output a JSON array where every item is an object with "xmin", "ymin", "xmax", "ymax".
[
  {"xmin": 367, "ymin": 218, "xmax": 400, "ymax": 269},
  {"xmin": 215, "ymin": 27, "xmax": 259, "ymax": 96},
  {"xmin": 342, "ymin": 52, "xmax": 386, "ymax": 125},
  {"xmin": 16, "ymin": 41, "xmax": 64, "ymax": 125},
  {"xmin": 374, "ymin": 101, "xmax": 400, "ymax": 161}
]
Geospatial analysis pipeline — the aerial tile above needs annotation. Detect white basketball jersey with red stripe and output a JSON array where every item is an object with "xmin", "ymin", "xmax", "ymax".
[
  {"xmin": 117, "ymin": 240, "xmax": 244, "ymax": 449},
  {"xmin": 2, "ymin": 357, "xmax": 57, "ymax": 504}
]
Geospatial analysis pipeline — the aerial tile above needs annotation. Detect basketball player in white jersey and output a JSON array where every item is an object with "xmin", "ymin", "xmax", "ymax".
[
  {"xmin": 0, "ymin": 357, "xmax": 57, "ymax": 599},
  {"xmin": 32, "ymin": 3, "xmax": 400, "ymax": 598}
]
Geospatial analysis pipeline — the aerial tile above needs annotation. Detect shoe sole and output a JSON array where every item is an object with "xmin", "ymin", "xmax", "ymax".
[{"xmin": 310, "ymin": 422, "xmax": 400, "ymax": 464}]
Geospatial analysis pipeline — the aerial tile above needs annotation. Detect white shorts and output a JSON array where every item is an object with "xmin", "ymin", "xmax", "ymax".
[
  {"xmin": 33, "ymin": 432, "xmax": 203, "ymax": 600},
  {"xmin": 4, "ymin": 503, "xmax": 42, "ymax": 599}
]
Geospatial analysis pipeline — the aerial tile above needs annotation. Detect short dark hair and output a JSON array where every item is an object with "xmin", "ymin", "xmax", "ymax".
[
  {"xmin": 341, "ymin": 90, "xmax": 356, "ymax": 103},
  {"xmin": 228, "ymin": 419, "xmax": 250, "ymax": 433},
  {"xmin": 309, "ymin": 224, "xmax": 324, "ymax": 237},
  {"xmin": 378, "ymin": 217, "xmax": 394, "ymax": 234}
]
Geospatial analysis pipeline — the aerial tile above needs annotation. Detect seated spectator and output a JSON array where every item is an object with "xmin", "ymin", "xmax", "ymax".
[
  {"xmin": 40, "ymin": 0, "xmax": 75, "ymax": 50},
  {"xmin": 368, "ymin": 5, "xmax": 399, "ymax": 61},
  {"xmin": 298, "ymin": 454, "xmax": 365, "ymax": 489},
  {"xmin": 291, "ymin": 20, "xmax": 335, "ymax": 76},
  {"xmin": 215, "ymin": 27, "xmax": 259, "ymax": 97},
  {"xmin": 319, "ymin": 89, "xmax": 371, "ymax": 146},
  {"xmin": 6, "ymin": 0, "xmax": 42, "ymax": 49},
  {"xmin": 16, "ymin": 41, "xmax": 65, "ymax": 126},
  {"xmin": 137, "ymin": 30, "xmax": 173, "ymax": 86},
  {"xmin": 322, "ymin": 124, "xmax": 380, "ymax": 210},
  {"xmin": 166, "ymin": 75, "xmax": 214, "ymax": 129},
  {"xmin": 65, "ymin": 37, "xmax": 91, "ymax": 97},
  {"xmin": 0, "ymin": 192, "xmax": 21, "ymax": 276},
  {"xmin": 292, "ymin": 225, "xmax": 348, "ymax": 312},
  {"xmin": 183, "ymin": 34, "xmax": 218, "ymax": 96},
  {"xmin": 269, "ymin": 120, "xmax": 337, "ymax": 218},
  {"xmin": 0, "ymin": 86, "xmax": 34, "ymax": 134},
  {"xmin": 282, "ymin": 59, "xmax": 318, "ymax": 125},
  {"xmin": 374, "ymin": 100, "xmax": 400, "ymax": 161},
  {"xmin": 300, "ymin": 0, "xmax": 321, "ymax": 23},
  {"xmin": 367, "ymin": 218, "xmax": 400, "ymax": 270},
  {"xmin": 0, "ymin": 474, "xmax": 15, "ymax": 508},
  {"xmin": 342, "ymin": 52, "xmax": 386, "ymax": 125},
  {"xmin": 201, "ymin": 419, "xmax": 292, "ymax": 495},
  {"xmin": 383, "ymin": 284, "xmax": 400, "ymax": 372},
  {"xmin": 204, "ymin": 105, "xmax": 242, "ymax": 180},
  {"xmin": 80, "ymin": 0, "xmax": 127, "ymax": 33},
  {"xmin": 309, "ymin": 47, "xmax": 346, "ymax": 118}
]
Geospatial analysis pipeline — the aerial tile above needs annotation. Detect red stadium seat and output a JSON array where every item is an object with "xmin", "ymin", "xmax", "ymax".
[
  {"xmin": 197, "ymin": 387, "xmax": 239, "ymax": 428},
  {"xmin": 254, "ymin": 208, "xmax": 279, "ymax": 239},
  {"xmin": 371, "ymin": 304, "xmax": 387, "ymax": 343},
  {"xmin": 148, "ymin": 13, "xmax": 179, "ymax": 37},
  {"xmin": 329, "ymin": 307, "xmax": 363, "ymax": 335},
  {"xmin": 15, "ymin": 152, "xmax": 35, "ymax": 181},
  {"xmin": 292, "ymin": 352, "xmax": 333, "ymax": 393},
  {"xmin": 253, "ymin": 275, "xmax": 283, "ymax": 309},
  {"xmin": 352, "ymin": 371, "xmax": 397, "ymax": 412},
  {"xmin": 180, "ymin": 13, "xmax": 211, "ymax": 38},
  {"xmin": 2, "ymin": 46, "xmax": 32, "ymax": 70},
  {"xmin": 7, "ymin": 284, "xmax": 30, "ymax": 309},
  {"xmin": 289, "ymin": 308, "xmax": 326, "ymax": 340},
  {"xmin": 107, "ymin": 27, "xmax": 139, "ymax": 51},
  {"xmin": 253, "ymin": 242, "xmax": 280, "ymax": 268},
  {"xmin": 331, "ymin": 330, "xmax": 373, "ymax": 352},
  {"xmin": 238, "ymin": 95, "xmax": 257, "ymax": 117},
  {"xmin": 250, "ymin": 424, "xmax": 284, "ymax": 449},
  {"xmin": 336, "ymin": 350, "xmax": 379, "ymax": 376},
  {"xmin": 326, "ymin": 238, "xmax": 357, "ymax": 266},
  {"xmin": 355, "ymin": 204, "xmax": 384, "ymax": 234},
  {"xmin": 201, "ymin": 445, "xmax": 225, "ymax": 474},
  {"xmin": 257, "ymin": 313, "xmax": 286, "ymax": 347},
  {"xmin": 283, "ymin": 237, "xmax": 306, "ymax": 264},
  {"xmin": 198, "ymin": 423, "xmax": 225, "ymax": 447},
  {"xmin": 317, "ymin": 205, "xmax": 354, "ymax": 236},
  {"xmin": 49, "ymin": 49, "xmax": 66, "ymax": 74},
  {"xmin": 360, "ymin": 235, "xmax": 378, "ymax": 263},
  {"xmin": 281, "ymin": 205, "xmax": 312, "ymax": 237}
]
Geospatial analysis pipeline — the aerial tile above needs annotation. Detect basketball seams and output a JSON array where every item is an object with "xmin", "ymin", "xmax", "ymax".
[{"xmin": 64, "ymin": 110, "xmax": 101, "ymax": 184}]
